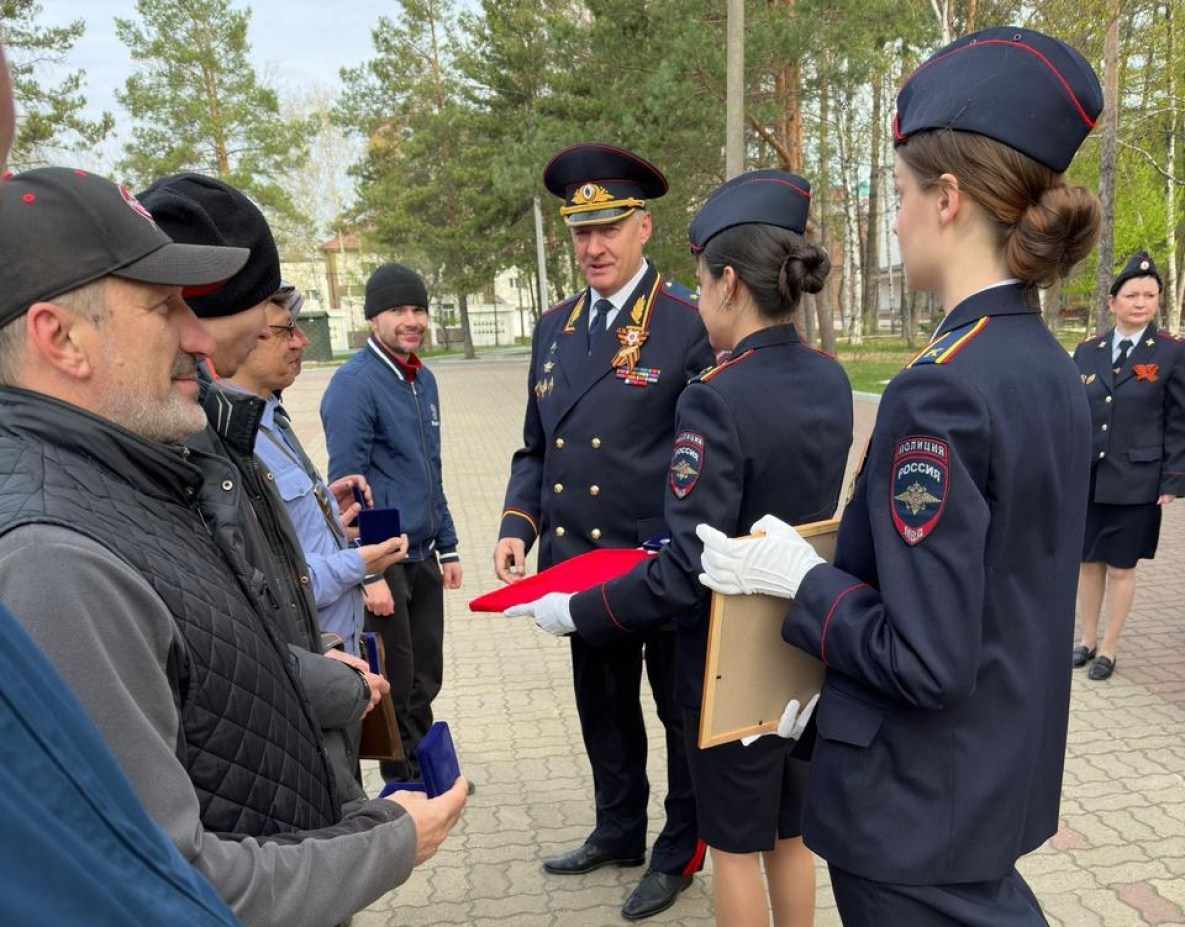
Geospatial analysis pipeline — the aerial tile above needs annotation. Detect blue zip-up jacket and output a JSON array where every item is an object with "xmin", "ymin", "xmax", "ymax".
[{"xmin": 321, "ymin": 337, "xmax": 459, "ymax": 564}]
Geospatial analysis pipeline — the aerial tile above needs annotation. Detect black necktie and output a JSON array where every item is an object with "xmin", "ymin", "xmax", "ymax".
[
  {"xmin": 1114, "ymin": 338, "xmax": 1133, "ymax": 373},
  {"xmin": 590, "ymin": 299, "xmax": 613, "ymax": 351}
]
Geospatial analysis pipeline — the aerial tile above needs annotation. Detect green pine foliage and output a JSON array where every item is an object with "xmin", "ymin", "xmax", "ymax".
[
  {"xmin": 114, "ymin": 0, "xmax": 312, "ymax": 221},
  {"xmin": 0, "ymin": 0, "xmax": 113, "ymax": 168}
]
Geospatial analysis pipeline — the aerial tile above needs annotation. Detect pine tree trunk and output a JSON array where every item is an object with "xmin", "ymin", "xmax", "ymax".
[{"xmin": 1093, "ymin": 2, "xmax": 1121, "ymax": 335}]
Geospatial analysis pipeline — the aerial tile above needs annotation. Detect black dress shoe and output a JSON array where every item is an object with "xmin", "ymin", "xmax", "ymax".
[
  {"xmin": 621, "ymin": 870, "xmax": 693, "ymax": 920},
  {"xmin": 542, "ymin": 841, "xmax": 645, "ymax": 875},
  {"xmin": 1088, "ymin": 655, "xmax": 1115, "ymax": 680},
  {"xmin": 1072, "ymin": 645, "xmax": 1096, "ymax": 668}
]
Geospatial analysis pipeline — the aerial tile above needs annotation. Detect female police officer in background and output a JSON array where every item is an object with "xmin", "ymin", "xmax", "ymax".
[
  {"xmin": 700, "ymin": 27, "xmax": 1102, "ymax": 927},
  {"xmin": 508, "ymin": 170, "xmax": 853, "ymax": 926},
  {"xmin": 1072, "ymin": 252, "xmax": 1185, "ymax": 680}
]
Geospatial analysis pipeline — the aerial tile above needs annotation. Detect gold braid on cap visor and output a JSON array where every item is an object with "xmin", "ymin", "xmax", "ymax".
[{"xmin": 560, "ymin": 182, "xmax": 646, "ymax": 220}]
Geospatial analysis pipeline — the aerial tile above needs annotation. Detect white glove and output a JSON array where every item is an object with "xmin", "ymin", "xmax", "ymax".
[
  {"xmin": 505, "ymin": 592, "xmax": 575, "ymax": 636},
  {"xmin": 697, "ymin": 514, "xmax": 825, "ymax": 599},
  {"xmin": 740, "ymin": 693, "xmax": 820, "ymax": 746},
  {"xmin": 777, "ymin": 693, "xmax": 819, "ymax": 739}
]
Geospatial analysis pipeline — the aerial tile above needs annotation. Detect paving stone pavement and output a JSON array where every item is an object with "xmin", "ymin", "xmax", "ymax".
[{"xmin": 284, "ymin": 353, "xmax": 1185, "ymax": 927}]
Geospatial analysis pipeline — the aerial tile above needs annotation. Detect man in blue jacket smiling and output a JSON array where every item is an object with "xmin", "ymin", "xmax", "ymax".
[{"xmin": 322, "ymin": 263, "xmax": 463, "ymax": 785}]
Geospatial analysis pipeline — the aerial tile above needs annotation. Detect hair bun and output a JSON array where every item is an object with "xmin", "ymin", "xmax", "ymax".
[
  {"xmin": 780, "ymin": 244, "xmax": 832, "ymax": 301},
  {"xmin": 1007, "ymin": 184, "xmax": 1101, "ymax": 286}
]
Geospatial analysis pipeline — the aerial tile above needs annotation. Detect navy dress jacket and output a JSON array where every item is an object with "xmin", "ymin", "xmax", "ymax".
[
  {"xmin": 784, "ymin": 283, "xmax": 1091, "ymax": 885},
  {"xmin": 500, "ymin": 261, "xmax": 714, "ymax": 568},
  {"xmin": 1072, "ymin": 323, "xmax": 1185, "ymax": 505},
  {"xmin": 570, "ymin": 324, "xmax": 853, "ymax": 707}
]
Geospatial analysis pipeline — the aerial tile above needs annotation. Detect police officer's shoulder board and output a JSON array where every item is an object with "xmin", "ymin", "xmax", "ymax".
[
  {"xmin": 661, "ymin": 279, "xmax": 701, "ymax": 311},
  {"xmin": 693, "ymin": 349, "xmax": 755, "ymax": 384},
  {"xmin": 907, "ymin": 317, "xmax": 990, "ymax": 368},
  {"xmin": 542, "ymin": 291, "xmax": 581, "ymax": 320},
  {"xmin": 1080, "ymin": 332, "xmax": 1106, "ymax": 345},
  {"xmin": 1157, "ymin": 329, "xmax": 1183, "ymax": 343}
]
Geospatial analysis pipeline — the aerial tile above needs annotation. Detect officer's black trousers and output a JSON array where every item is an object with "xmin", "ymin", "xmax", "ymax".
[{"xmin": 569, "ymin": 629, "xmax": 699, "ymax": 875}]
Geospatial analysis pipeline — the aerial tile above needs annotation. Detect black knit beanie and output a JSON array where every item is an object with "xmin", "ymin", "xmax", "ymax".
[
  {"xmin": 365, "ymin": 263, "xmax": 428, "ymax": 319},
  {"xmin": 137, "ymin": 173, "xmax": 280, "ymax": 318}
]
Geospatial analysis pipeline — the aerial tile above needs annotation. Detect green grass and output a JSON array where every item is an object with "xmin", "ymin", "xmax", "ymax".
[
  {"xmin": 834, "ymin": 338, "xmax": 919, "ymax": 394},
  {"xmin": 834, "ymin": 328, "xmax": 1088, "ymax": 395}
]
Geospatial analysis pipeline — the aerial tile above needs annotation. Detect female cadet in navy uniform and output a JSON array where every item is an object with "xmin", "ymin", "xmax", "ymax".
[
  {"xmin": 508, "ymin": 170, "xmax": 853, "ymax": 926},
  {"xmin": 699, "ymin": 28, "xmax": 1103, "ymax": 927},
  {"xmin": 1072, "ymin": 252, "xmax": 1185, "ymax": 680}
]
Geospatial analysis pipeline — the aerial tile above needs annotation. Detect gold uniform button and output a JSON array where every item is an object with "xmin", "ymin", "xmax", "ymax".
[
  {"xmin": 555, "ymin": 438, "xmax": 565, "ymax": 449},
  {"xmin": 589, "ymin": 485, "xmax": 600, "ymax": 497},
  {"xmin": 554, "ymin": 483, "xmax": 564, "ymax": 494},
  {"xmin": 591, "ymin": 529, "xmax": 602, "ymax": 540},
  {"xmin": 1101, "ymin": 424, "xmax": 1108, "ymax": 432},
  {"xmin": 555, "ymin": 527, "xmax": 566, "ymax": 538},
  {"xmin": 1104, "ymin": 396, "xmax": 1113, "ymax": 404},
  {"xmin": 591, "ymin": 438, "xmax": 602, "ymax": 449}
]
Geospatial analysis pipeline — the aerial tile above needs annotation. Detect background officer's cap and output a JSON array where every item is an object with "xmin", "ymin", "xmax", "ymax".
[
  {"xmin": 894, "ymin": 26, "xmax": 1103, "ymax": 174},
  {"xmin": 1110, "ymin": 251, "xmax": 1162, "ymax": 297},
  {"xmin": 688, "ymin": 169, "xmax": 812, "ymax": 254},
  {"xmin": 543, "ymin": 143, "xmax": 667, "ymax": 228}
]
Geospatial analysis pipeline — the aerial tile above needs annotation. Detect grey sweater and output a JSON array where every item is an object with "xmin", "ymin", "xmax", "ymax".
[{"xmin": 0, "ymin": 524, "xmax": 417, "ymax": 927}]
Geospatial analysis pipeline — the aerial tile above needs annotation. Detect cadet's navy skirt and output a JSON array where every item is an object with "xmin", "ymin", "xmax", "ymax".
[
  {"xmin": 1082, "ymin": 473, "xmax": 1161, "ymax": 569},
  {"xmin": 683, "ymin": 708, "xmax": 807, "ymax": 853}
]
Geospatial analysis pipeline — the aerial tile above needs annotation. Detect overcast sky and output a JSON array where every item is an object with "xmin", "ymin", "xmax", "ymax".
[{"xmin": 37, "ymin": 1, "xmax": 383, "ymax": 166}]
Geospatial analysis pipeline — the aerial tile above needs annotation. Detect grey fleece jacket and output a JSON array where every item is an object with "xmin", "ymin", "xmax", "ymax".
[{"xmin": 0, "ymin": 524, "xmax": 417, "ymax": 927}]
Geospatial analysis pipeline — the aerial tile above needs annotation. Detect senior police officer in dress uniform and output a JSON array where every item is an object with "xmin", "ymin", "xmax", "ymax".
[
  {"xmin": 700, "ymin": 27, "xmax": 1103, "ymax": 927},
  {"xmin": 1072, "ymin": 252, "xmax": 1185, "ymax": 680},
  {"xmin": 508, "ymin": 169, "xmax": 853, "ymax": 927},
  {"xmin": 494, "ymin": 143, "xmax": 714, "ymax": 920}
]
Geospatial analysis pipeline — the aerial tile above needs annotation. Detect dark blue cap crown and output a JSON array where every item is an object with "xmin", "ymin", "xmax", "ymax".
[
  {"xmin": 543, "ymin": 143, "xmax": 667, "ymax": 228},
  {"xmin": 688, "ymin": 169, "xmax": 812, "ymax": 253},
  {"xmin": 894, "ymin": 26, "xmax": 1103, "ymax": 173},
  {"xmin": 1111, "ymin": 251, "xmax": 1162, "ymax": 296}
]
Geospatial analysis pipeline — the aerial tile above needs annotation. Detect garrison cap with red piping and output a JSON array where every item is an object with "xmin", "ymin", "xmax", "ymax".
[
  {"xmin": 688, "ymin": 169, "xmax": 812, "ymax": 254},
  {"xmin": 893, "ymin": 26, "xmax": 1103, "ymax": 173}
]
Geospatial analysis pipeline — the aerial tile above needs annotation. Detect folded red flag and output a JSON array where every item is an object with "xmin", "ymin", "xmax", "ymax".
[{"xmin": 469, "ymin": 548, "xmax": 656, "ymax": 613}]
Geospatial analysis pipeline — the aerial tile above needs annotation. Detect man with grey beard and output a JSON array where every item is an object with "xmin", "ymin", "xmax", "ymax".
[
  {"xmin": 0, "ymin": 166, "xmax": 467, "ymax": 927},
  {"xmin": 0, "ymin": 46, "xmax": 243, "ymax": 927}
]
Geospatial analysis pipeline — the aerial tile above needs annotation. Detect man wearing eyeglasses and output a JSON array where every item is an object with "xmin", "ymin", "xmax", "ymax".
[{"xmin": 225, "ymin": 284, "xmax": 408, "ymax": 657}]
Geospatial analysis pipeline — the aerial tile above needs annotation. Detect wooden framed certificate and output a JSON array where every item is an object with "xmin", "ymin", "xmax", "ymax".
[{"xmin": 698, "ymin": 518, "xmax": 839, "ymax": 749}]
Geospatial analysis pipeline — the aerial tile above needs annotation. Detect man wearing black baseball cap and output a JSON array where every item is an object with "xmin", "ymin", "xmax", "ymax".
[
  {"xmin": 0, "ymin": 164, "xmax": 466, "ymax": 927},
  {"xmin": 0, "ymin": 53, "xmax": 243, "ymax": 927},
  {"xmin": 0, "ymin": 167, "xmax": 246, "ymax": 439}
]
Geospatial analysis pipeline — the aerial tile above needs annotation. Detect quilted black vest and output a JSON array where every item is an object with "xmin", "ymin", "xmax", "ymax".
[{"xmin": 0, "ymin": 389, "xmax": 338, "ymax": 835}]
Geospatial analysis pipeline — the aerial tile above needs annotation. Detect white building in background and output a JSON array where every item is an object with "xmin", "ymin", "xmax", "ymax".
[{"xmin": 281, "ymin": 234, "xmax": 540, "ymax": 354}]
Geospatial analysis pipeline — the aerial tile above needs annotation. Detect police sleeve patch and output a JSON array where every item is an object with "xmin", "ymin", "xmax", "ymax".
[
  {"xmin": 891, "ymin": 437, "xmax": 949, "ymax": 546},
  {"xmin": 670, "ymin": 431, "xmax": 705, "ymax": 499}
]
